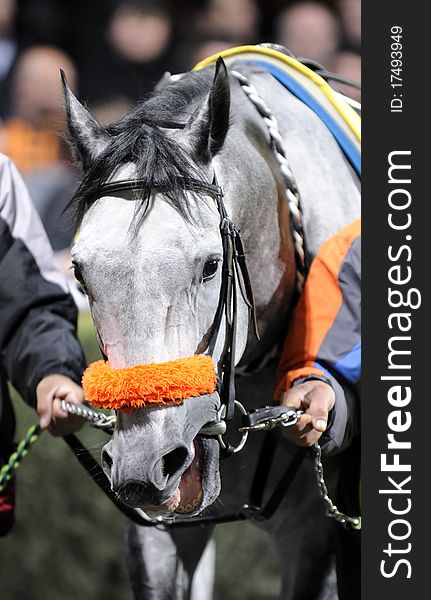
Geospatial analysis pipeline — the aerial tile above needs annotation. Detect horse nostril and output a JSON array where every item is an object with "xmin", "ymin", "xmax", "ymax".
[
  {"xmin": 162, "ymin": 446, "xmax": 189, "ymax": 478},
  {"xmin": 102, "ymin": 448, "xmax": 113, "ymax": 473}
]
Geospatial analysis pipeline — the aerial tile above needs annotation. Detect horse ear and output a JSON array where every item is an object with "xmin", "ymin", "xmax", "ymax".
[
  {"xmin": 61, "ymin": 70, "xmax": 109, "ymax": 170},
  {"xmin": 186, "ymin": 57, "xmax": 230, "ymax": 162}
]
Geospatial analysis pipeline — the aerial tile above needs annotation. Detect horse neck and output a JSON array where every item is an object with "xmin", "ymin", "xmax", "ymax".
[
  {"xmin": 214, "ymin": 67, "xmax": 360, "ymax": 364},
  {"xmin": 213, "ymin": 82, "xmax": 297, "ymax": 363}
]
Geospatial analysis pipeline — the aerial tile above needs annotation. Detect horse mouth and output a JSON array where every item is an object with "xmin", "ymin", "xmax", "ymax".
[
  {"xmin": 174, "ymin": 436, "xmax": 204, "ymax": 514},
  {"xmin": 170, "ymin": 436, "xmax": 204, "ymax": 515},
  {"xmin": 144, "ymin": 436, "xmax": 205, "ymax": 517}
]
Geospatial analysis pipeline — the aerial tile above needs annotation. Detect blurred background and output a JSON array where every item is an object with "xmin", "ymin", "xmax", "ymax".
[{"xmin": 0, "ymin": 0, "xmax": 360, "ymax": 597}]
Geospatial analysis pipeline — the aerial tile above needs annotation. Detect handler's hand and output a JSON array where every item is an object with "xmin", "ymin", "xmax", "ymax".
[
  {"xmin": 279, "ymin": 380, "xmax": 335, "ymax": 447},
  {"xmin": 36, "ymin": 374, "xmax": 85, "ymax": 437}
]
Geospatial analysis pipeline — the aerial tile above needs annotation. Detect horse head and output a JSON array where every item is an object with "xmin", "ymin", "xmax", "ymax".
[{"xmin": 64, "ymin": 60, "xmax": 261, "ymax": 517}]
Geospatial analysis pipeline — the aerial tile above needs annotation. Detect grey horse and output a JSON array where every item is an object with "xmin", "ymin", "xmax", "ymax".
[{"xmin": 64, "ymin": 58, "xmax": 359, "ymax": 599}]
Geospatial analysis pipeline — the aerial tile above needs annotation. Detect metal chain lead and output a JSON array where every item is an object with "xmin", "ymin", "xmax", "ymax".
[
  {"xmin": 231, "ymin": 70, "xmax": 306, "ymax": 293},
  {"xmin": 61, "ymin": 400, "xmax": 116, "ymax": 433},
  {"xmin": 239, "ymin": 409, "xmax": 304, "ymax": 433},
  {"xmin": 313, "ymin": 442, "xmax": 361, "ymax": 530}
]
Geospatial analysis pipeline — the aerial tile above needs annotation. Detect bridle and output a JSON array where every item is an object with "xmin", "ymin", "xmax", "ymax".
[
  {"xmin": 96, "ymin": 172, "xmax": 259, "ymax": 456},
  {"xmin": 92, "ymin": 63, "xmax": 311, "ymax": 454},
  {"xmin": 73, "ymin": 149, "xmax": 311, "ymax": 529}
]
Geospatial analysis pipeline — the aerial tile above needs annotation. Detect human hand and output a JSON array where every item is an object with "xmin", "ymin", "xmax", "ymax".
[
  {"xmin": 36, "ymin": 374, "xmax": 85, "ymax": 437},
  {"xmin": 278, "ymin": 380, "xmax": 335, "ymax": 447}
]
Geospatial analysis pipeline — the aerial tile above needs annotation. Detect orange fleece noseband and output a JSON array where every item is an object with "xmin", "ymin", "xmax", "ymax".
[{"xmin": 82, "ymin": 355, "xmax": 217, "ymax": 412}]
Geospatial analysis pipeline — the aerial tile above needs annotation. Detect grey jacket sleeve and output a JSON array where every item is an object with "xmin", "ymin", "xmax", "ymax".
[{"xmin": 0, "ymin": 154, "xmax": 86, "ymax": 407}]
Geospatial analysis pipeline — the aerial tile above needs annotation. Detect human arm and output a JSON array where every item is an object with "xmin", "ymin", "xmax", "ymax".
[
  {"xmin": 275, "ymin": 220, "xmax": 361, "ymax": 454},
  {"xmin": 0, "ymin": 154, "xmax": 86, "ymax": 434}
]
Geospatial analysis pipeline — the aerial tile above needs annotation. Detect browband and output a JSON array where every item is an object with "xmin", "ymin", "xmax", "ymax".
[{"xmin": 97, "ymin": 177, "xmax": 223, "ymax": 200}]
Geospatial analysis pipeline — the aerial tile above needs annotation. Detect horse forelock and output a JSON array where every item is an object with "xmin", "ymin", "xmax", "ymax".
[{"xmin": 69, "ymin": 68, "xmax": 219, "ymax": 231}]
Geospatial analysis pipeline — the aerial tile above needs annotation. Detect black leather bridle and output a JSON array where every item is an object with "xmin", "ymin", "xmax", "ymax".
[
  {"xmin": 96, "ymin": 173, "xmax": 259, "ymax": 435},
  {"xmin": 65, "ymin": 168, "xmax": 306, "ymax": 528}
]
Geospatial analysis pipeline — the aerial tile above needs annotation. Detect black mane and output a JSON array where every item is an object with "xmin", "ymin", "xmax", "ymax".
[{"xmin": 70, "ymin": 68, "xmax": 217, "ymax": 228}]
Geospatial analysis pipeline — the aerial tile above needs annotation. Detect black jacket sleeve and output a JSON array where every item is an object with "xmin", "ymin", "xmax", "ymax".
[{"xmin": 0, "ymin": 154, "xmax": 86, "ymax": 407}]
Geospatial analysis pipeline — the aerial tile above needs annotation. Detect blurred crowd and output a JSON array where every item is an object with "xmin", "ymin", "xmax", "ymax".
[{"xmin": 0, "ymin": 0, "xmax": 360, "ymax": 284}]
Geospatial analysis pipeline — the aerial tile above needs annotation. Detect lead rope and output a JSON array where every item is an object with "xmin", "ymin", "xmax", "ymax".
[
  {"xmin": 0, "ymin": 425, "xmax": 41, "ymax": 492},
  {"xmin": 0, "ymin": 403, "xmax": 114, "ymax": 493},
  {"xmin": 231, "ymin": 69, "xmax": 360, "ymax": 530}
]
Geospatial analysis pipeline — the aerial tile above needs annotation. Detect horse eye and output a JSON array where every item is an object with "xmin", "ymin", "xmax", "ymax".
[
  {"xmin": 202, "ymin": 259, "xmax": 219, "ymax": 282},
  {"xmin": 72, "ymin": 264, "xmax": 84, "ymax": 285},
  {"xmin": 72, "ymin": 262, "xmax": 88, "ymax": 295}
]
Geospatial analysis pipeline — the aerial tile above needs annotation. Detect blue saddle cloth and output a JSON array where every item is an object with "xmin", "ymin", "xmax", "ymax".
[
  {"xmin": 253, "ymin": 60, "xmax": 361, "ymax": 177},
  {"xmin": 193, "ymin": 45, "xmax": 361, "ymax": 178}
]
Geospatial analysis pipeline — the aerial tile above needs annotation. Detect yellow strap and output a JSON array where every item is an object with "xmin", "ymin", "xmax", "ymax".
[{"xmin": 193, "ymin": 45, "xmax": 361, "ymax": 144}]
